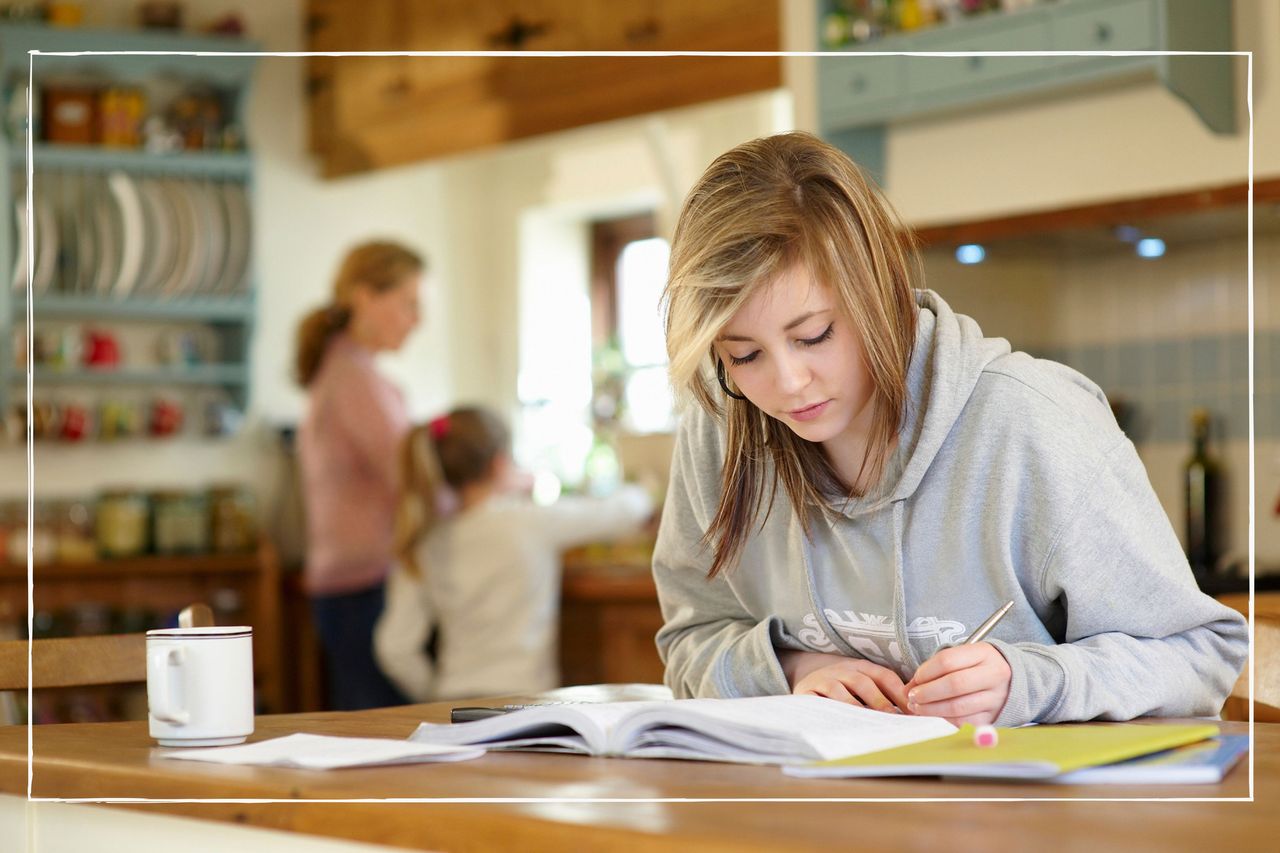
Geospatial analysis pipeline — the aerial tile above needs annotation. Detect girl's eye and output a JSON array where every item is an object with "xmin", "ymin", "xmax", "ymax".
[
  {"xmin": 729, "ymin": 351, "xmax": 759, "ymax": 367},
  {"xmin": 800, "ymin": 323, "xmax": 834, "ymax": 347}
]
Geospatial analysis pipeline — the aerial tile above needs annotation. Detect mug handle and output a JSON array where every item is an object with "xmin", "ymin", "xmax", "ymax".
[{"xmin": 148, "ymin": 646, "xmax": 190, "ymax": 724}]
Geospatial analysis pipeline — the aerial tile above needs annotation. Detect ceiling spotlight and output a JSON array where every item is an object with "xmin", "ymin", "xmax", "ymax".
[
  {"xmin": 955, "ymin": 244, "xmax": 985, "ymax": 264},
  {"xmin": 1136, "ymin": 238, "xmax": 1166, "ymax": 259}
]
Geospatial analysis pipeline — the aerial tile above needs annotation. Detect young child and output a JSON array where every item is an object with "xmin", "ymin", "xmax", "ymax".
[
  {"xmin": 653, "ymin": 131, "xmax": 1247, "ymax": 727},
  {"xmin": 374, "ymin": 406, "xmax": 653, "ymax": 701}
]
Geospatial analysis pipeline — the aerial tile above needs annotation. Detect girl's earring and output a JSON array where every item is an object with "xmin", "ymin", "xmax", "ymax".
[{"xmin": 716, "ymin": 359, "xmax": 748, "ymax": 401}]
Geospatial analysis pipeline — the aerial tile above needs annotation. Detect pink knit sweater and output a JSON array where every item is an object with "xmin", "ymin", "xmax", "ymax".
[{"xmin": 299, "ymin": 335, "xmax": 409, "ymax": 596}]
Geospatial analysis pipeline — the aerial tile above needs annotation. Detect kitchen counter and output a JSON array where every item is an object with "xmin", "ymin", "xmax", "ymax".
[{"xmin": 559, "ymin": 542, "xmax": 663, "ymax": 686}]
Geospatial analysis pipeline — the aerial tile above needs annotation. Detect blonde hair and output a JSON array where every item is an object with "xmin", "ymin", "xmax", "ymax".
[
  {"xmin": 395, "ymin": 406, "xmax": 511, "ymax": 577},
  {"xmin": 295, "ymin": 240, "xmax": 425, "ymax": 386},
  {"xmin": 663, "ymin": 131, "xmax": 919, "ymax": 578}
]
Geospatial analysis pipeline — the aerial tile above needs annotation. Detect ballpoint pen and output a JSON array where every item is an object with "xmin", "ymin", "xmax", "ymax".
[{"xmin": 963, "ymin": 600, "xmax": 1014, "ymax": 646}]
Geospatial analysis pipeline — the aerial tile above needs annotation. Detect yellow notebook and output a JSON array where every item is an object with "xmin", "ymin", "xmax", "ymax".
[{"xmin": 783, "ymin": 723, "xmax": 1220, "ymax": 780}]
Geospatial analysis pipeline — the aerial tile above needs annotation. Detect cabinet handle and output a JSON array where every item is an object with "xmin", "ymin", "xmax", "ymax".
[
  {"xmin": 851, "ymin": 75, "xmax": 866, "ymax": 93},
  {"xmin": 305, "ymin": 13, "xmax": 327, "ymax": 38},
  {"xmin": 305, "ymin": 75, "xmax": 330, "ymax": 97},
  {"xmin": 968, "ymin": 56, "xmax": 984, "ymax": 71},
  {"xmin": 382, "ymin": 76, "xmax": 412, "ymax": 98},
  {"xmin": 1095, "ymin": 22, "xmax": 1112, "ymax": 43}
]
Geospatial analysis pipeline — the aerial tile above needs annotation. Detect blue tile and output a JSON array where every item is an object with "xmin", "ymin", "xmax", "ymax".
[
  {"xmin": 1190, "ymin": 337, "xmax": 1223, "ymax": 383},
  {"xmin": 1151, "ymin": 397, "xmax": 1189, "ymax": 443},
  {"xmin": 1074, "ymin": 347, "xmax": 1105, "ymax": 386},
  {"xmin": 1114, "ymin": 341, "xmax": 1151, "ymax": 390},
  {"xmin": 1226, "ymin": 333, "xmax": 1249, "ymax": 384},
  {"xmin": 1266, "ymin": 330, "xmax": 1280, "ymax": 390},
  {"xmin": 1259, "ymin": 389, "xmax": 1279, "ymax": 440},
  {"xmin": 1153, "ymin": 340, "xmax": 1186, "ymax": 386},
  {"xmin": 1225, "ymin": 388, "xmax": 1252, "ymax": 441}
]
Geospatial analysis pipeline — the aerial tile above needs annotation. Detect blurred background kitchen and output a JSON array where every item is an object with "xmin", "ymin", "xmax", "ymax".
[{"xmin": 0, "ymin": 0, "xmax": 1275, "ymax": 722}]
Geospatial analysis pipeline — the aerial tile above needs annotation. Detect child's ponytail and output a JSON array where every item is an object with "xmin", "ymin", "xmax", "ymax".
[
  {"xmin": 394, "ymin": 408, "xmax": 511, "ymax": 577},
  {"xmin": 395, "ymin": 421, "xmax": 447, "ymax": 577}
]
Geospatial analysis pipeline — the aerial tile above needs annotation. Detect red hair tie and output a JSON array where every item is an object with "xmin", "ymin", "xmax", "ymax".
[{"xmin": 429, "ymin": 415, "xmax": 451, "ymax": 441}]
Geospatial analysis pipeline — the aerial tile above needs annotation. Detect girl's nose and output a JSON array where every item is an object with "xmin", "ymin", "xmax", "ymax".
[{"xmin": 774, "ymin": 352, "xmax": 811, "ymax": 394}]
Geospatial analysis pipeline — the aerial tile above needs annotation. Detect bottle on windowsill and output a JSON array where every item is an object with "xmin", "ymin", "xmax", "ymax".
[{"xmin": 1184, "ymin": 407, "xmax": 1223, "ymax": 578}]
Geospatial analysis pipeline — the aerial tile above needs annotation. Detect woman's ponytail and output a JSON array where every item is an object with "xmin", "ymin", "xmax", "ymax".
[{"xmin": 295, "ymin": 304, "xmax": 352, "ymax": 387}]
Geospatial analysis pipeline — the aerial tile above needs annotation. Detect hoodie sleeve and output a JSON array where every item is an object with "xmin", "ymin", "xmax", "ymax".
[
  {"xmin": 652, "ymin": 406, "xmax": 792, "ymax": 700},
  {"xmin": 989, "ymin": 437, "xmax": 1248, "ymax": 726}
]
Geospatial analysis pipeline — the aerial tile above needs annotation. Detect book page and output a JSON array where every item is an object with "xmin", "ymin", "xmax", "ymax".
[
  {"xmin": 411, "ymin": 702, "xmax": 661, "ymax": 753},
  {"xmin": 619, "ymin": 695, "xmax": 957, "ymax": 761},
  {"xmin": 160, "ymin": 733, "xmax": 484, "ymax": 769}
]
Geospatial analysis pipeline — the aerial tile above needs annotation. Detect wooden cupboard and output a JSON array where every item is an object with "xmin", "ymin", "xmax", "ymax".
[
  {"xmin": 305, "ymin": 0, "xmax": 781, "ymax": 176},
  {"xmin": 0, "ymin": 541, "xmax": 284, "ymax": 717}
]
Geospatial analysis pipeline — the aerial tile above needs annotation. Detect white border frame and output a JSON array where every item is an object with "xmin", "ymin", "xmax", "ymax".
[{"xmin": 21, "ymin": 47, "xmax": 1255, "ymax": 809}]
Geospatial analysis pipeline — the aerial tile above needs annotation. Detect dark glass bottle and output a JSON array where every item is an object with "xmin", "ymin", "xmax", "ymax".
[{"xmin": 1184, "ymin": 408, "xmax": 1222, "ymax": 575}]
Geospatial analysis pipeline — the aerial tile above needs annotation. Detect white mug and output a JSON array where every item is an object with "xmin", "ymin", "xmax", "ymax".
[{"xmin": 146, "ymin": 626, "xmax": 255, "ymax": 747}]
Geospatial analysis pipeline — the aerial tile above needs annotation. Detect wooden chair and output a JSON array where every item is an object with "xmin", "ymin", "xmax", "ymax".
[
  {"xmin": 1223, "ymin": 613, "xmax": 1280, "ymax": 723},
  {"xmin": 0, "ymin": 633, "xmax": 147, "ymax": 691}
]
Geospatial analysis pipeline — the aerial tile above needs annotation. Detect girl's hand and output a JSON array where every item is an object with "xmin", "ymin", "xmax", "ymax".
[
  {"xmin": 789, "ymin": 657, "xmax": 911, "ymax": 715},
  {"xmin": 903, "ymin": 642, "xmax": 1012, "ymax": 726}
]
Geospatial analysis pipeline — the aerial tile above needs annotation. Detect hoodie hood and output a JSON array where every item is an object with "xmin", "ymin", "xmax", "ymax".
[{"xmin": 836, "ymin": 289, "xmax": 1010, "ymax": 519}]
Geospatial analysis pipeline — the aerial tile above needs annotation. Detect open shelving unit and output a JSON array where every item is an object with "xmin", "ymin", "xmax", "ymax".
[{"xmin": 0, "ymin": 22, "xmax": 260, "ymax": 419}]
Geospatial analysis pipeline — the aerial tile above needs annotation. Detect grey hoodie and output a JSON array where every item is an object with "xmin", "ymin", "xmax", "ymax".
[{"xmin": 652, "ymin": 290, "xmax": 1248, "ymax": 726}]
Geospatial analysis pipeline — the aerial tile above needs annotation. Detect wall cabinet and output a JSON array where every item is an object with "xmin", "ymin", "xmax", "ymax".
[
  {"xmin": 817, "ymin": 0, "xmax": 1236, "ymax": 183},
  {"xmin": 306, "ymin": 0, "xmax": 782, "ymax": 177}
]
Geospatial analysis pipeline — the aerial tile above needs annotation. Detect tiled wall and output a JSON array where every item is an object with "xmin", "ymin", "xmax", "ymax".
[
  {"xmin": 924, "ymin": 227, "xmax": 1279, "ymax": 564},
  {"xmin": 927, "ymin": 231, "xmax": 1276, "ymax": 442},
  {"xmin": 1034, "ymin": 330, "xmax": 1272, "ymax": 443}
]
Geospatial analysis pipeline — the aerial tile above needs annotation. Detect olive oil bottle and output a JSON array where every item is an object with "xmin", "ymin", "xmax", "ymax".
[{"xmin": 1184, "ymin": 408, "xmax": 1222, "ymax": 575}]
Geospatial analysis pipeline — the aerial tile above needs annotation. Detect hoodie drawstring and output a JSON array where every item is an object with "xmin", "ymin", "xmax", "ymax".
[{"xmin": 891, "ymin": 500, "xmax": 919, "ymax": 676}]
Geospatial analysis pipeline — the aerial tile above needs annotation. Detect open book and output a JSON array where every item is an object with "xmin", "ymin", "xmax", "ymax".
[{"xmin": 410, "ymin": 695, "xmax": 957, "ymax": 765}]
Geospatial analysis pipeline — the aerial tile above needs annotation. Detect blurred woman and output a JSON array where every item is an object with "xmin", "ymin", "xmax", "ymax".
[
  {"xmin": 375, "ymin": 407, "xmax": 652, "ymax": 700},
  {"xmin": 296, "ymin": 240, "xmax": 424, "ymax": 710}
]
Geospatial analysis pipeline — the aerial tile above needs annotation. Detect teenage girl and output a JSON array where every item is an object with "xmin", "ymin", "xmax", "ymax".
[
  {"xmin": 375, "ymin": 407, "xmax": 653, "ymax": 699},
  {"xmin": 652, "ymin": 131, "xmax": 1247, "ymax": 726}
]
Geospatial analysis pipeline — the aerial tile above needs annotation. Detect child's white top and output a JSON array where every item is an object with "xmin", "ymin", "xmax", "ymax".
[{"xmin": 375, "ymin": 485, "xmax": 653, "ymax": 701}]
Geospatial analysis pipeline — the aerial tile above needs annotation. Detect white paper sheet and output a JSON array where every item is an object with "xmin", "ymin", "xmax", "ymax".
[{"xmin": 160, "ymin": 733, "xmax": 485, "ymax": 769}]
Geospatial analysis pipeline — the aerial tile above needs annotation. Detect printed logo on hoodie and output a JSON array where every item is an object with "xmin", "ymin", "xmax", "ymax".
[{"xmin": 799, "ymin": 611, "xmax": 968, "ymax": 670}]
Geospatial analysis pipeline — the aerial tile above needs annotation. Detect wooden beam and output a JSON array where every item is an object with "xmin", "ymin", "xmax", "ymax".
[{"xmin": 912, "ymin": 178, "xmax": 1280, "ymax": 247}]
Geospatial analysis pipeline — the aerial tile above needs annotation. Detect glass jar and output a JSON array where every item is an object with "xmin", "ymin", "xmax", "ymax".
[
  {"xmin": 53, "ymin": 499, "xmax": 96, "ymax": 563},
  {"xmin": 208, "ymin": 485, "xmax": 256, "ymax": 553},
  {"xmin": 95, "ymin": 489, "xmax": 149, "ymax": 558},
  {"xmin": 27, "ymin": 502, "xmax": 57, "ymax": 565},
  {"xmin": 151, "ymin": 490, "xmax": 210, "ymax": 554},
  {"xmin": 0, "ymin": 501, "xmax": 18, "ymax": 564}
]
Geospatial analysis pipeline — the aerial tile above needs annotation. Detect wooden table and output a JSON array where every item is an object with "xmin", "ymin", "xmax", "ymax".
[{"xmin": 1, "ymin": 684, "xmax": 1275, "ymax": 852}]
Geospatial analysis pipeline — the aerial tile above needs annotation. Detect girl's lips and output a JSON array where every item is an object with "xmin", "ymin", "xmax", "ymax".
[{"xmin": 788, "ymin": 400, "xmax": 830, "ymax": 422}]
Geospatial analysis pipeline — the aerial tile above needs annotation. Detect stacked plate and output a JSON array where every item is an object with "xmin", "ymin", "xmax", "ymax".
[{"xmin": 11, "ymin": 169, "xmax": 251, "ymax": 299}]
